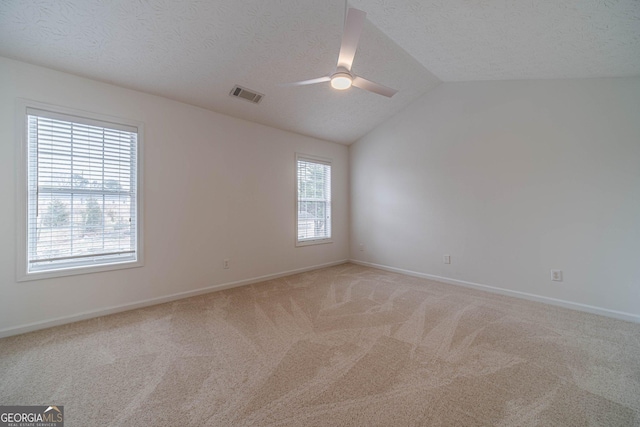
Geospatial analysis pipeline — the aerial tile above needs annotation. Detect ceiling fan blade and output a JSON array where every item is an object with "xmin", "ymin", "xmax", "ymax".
[
  {"xmin": 352, "ymin": 76, "xmax": 398, "ymax": 98},
  {"xmin": 337, "ymin": 8, "xmax": 366, "ymax": 71},
  {"xmin": 281, "ymin": 76, "xmax": 331, "ymax": 86}
]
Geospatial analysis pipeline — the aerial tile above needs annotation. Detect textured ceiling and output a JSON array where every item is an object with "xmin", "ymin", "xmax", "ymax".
[
  {"xmin": 1, "ymin": 0, "xmax": 639, "ymax": 144},
  {"xmin": 349, "ymin": 0, "xmax": 640, "ymax": 81}
]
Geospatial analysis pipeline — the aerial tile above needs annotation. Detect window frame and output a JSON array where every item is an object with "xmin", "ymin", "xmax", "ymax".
[
  {"xmin": 15, "ymin": 99, "xmax": 144, "ymax": 281},
  {"xmin": 295, "ymin": 153, "xmax": 333, "ymax": 247}
]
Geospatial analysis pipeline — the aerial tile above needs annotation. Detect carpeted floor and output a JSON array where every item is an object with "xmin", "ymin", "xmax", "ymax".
[{"xmin": 1, "ymin": 263, "xmax": 639, "ymax": 426}]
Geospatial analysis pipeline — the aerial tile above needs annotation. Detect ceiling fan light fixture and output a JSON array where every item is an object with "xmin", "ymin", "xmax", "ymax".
[
  {"xmin": 330, "ymin": 73, "xmax": 352, "ymax": 90},
  {"xmin": 284, "ymin": 8, "xmax": 396, "ymax": 97}
]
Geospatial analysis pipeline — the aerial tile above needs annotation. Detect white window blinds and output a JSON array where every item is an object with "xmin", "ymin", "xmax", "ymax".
[
  {"xmin": 296, "ymin": 155, "xmax": 332, "ymax": 244},
  {"xmin": 26, "ymin": 108, "xmax": 139, "ymax": 273}
]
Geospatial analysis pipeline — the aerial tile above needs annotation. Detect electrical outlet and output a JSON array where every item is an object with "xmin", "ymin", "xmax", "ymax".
[
  {"xmin": 359, "ymin": 244, "xmax": 364, "ymax": 252},
  {"xmin": 444, "ymin": 254, "xmax": 451, "ymax": 264},
  {"xmin": 551, "ymin": 270, "xmax": 562, "ymax": 281},
  {"xmin": 223, "ymin": 259, "xmax": 230, "ymax": 269}
]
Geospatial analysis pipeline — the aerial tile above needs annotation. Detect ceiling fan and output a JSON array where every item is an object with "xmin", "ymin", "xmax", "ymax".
[{"xmin": 285, "ymin": 6, "xmax": 398, "ymax": 98}]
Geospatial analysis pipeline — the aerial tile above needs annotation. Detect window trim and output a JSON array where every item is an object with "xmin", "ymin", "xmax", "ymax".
[
  {"xmin": 295, "ymin": 153, "xmax": 333, "ymax": 247},
  {"xmin": 15, "ymin": 99, "xmax": 144, "ymax": 282}
]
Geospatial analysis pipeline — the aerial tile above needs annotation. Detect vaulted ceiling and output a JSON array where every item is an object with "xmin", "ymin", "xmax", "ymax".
[{"xmin": 1, "ymin": 0, "xmax": 639, "ymax": 144}]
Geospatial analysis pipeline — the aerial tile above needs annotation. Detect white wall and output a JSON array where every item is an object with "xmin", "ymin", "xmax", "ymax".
[
  {"xmin": 0, "ymin": 57, "xmax": 349, "ymax": 335},
  {"xmin": 350, "ymin": 78, "xmax": 640, "ymax": 319}
]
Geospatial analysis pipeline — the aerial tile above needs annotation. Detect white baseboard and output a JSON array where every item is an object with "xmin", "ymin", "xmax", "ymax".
[
  {"xmin": 349, "ymin": 259, "xmax": 640, "ymax": 324},
  {"xmin": 0, "ymin": 260, "xmax": 349, "ymax": 338}
]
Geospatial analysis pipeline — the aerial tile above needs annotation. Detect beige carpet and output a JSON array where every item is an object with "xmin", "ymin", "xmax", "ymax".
[{"xmin": 1, "ymin": 263, "xmax": 639, "ymax": 426}]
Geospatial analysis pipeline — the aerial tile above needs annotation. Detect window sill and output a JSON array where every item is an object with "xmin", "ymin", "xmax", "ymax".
[
  {"xmin": 296, "ymin": 238, "xmax": 333, "ymax": 247},
  {"xmin": 17, "ymin": 259, "xmax": 144, "ymax": 282}
]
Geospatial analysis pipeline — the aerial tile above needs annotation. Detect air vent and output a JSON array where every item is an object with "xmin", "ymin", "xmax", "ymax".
[{"xmin": 229, "ymin": 85, "xmax": 264, "ymax": 104}]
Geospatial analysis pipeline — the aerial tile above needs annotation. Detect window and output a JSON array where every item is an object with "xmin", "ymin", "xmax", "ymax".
[
  {"xmin": 296, "ymin": 154, "xmax": 332, "ymax": 246},
  {"xmin": 17, "ymin": 101, "xmax": 143, "ymax": 280}
]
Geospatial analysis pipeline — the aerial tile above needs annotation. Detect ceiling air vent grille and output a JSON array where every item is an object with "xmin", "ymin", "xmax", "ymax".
[{"xmin": 229, "ymin": 85, "xmax": 264, "ymax": 104}]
